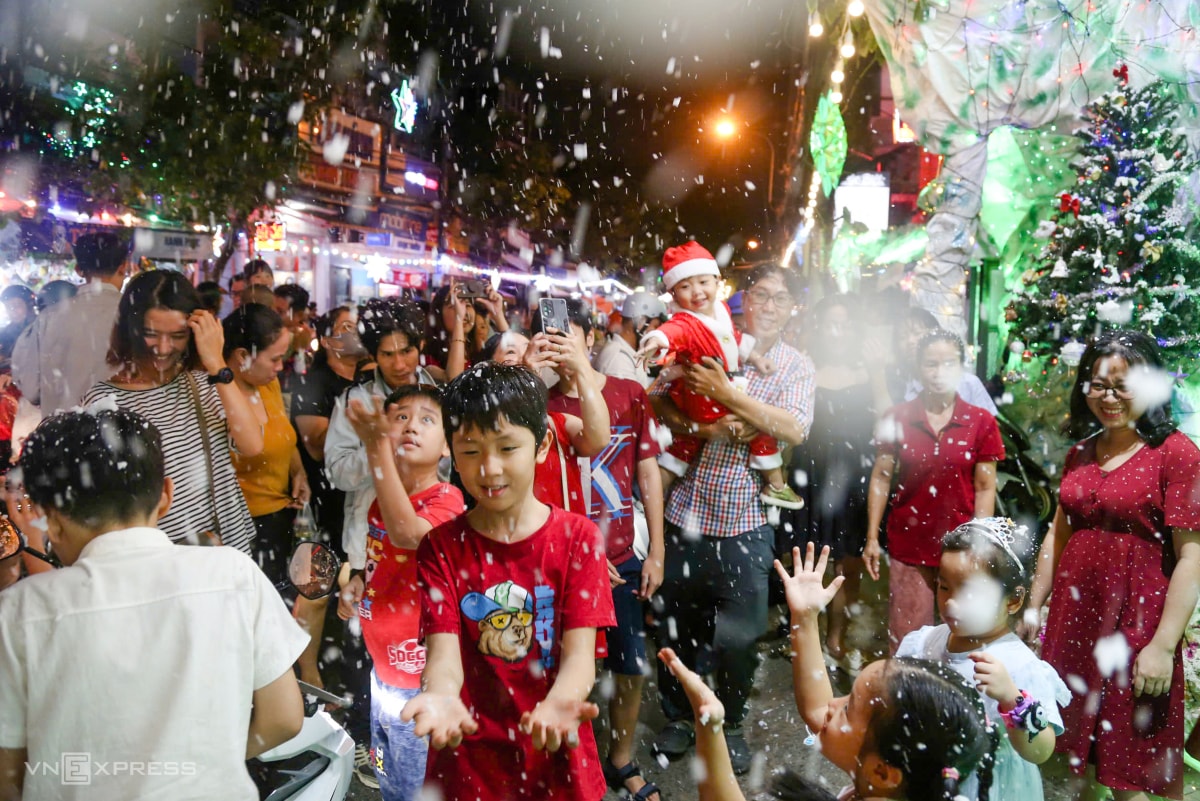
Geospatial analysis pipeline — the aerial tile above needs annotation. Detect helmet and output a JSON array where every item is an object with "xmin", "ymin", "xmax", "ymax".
[{"xmin": 621, "ymin": 291, "xmax": 666, "ymax": 321}]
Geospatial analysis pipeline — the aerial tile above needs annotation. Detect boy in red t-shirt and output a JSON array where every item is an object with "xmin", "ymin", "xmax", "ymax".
[
  {"xmin": 338, "ymin": 385, "xmax": 465, "ymax": 800},
  {"xmin": 404, "ymin": 362, "xmax": 616, "ymax": 801}
]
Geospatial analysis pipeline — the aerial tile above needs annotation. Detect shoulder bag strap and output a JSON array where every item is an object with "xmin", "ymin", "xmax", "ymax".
[{"xmin": 183, "ymin": 370, "xmax": 222, "ymax": 542}]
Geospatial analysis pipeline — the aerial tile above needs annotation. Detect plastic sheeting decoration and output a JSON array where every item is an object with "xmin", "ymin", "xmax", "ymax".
[
  {"xmin": 857, "ymin": 0, "xmax": 1200, "ymax": 333},
  {"xmin": 810, "ymin": 93, "xmax": 848, "ymax": 197}
]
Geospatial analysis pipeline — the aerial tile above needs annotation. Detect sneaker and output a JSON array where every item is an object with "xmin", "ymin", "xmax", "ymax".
[
  {"xmin": 724, "ymin": 728, "xmax": 753, "ymax": 775},
  {"xmin": 761, "ymin": 485, "xmax": 804, "ymax": 510},
  {"xmin": 353, "ymin": 743, "xmax": 379, "ymax": 789},
  {"xmin": 652, "ymin": 720, "xmax": 695, "ymax": 760}
]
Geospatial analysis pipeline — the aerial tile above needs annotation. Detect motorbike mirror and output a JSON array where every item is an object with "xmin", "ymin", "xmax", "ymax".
[
  {"xmin": 0, "ymin": 517, "xmax": 21, "ymax": 561},
  {"xmin": 288, "ymin": 541, "xmax": 341, "ymax": 600}
]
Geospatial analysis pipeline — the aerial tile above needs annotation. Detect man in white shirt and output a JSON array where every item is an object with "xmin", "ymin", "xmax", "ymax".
[
  {"xmin": 0, "ymin": 408, "xmax": 308, "ymax": 801},
  {"xmin": 12, "ymin": 233, "xmax": 127, "ymax": 416},
  {"xmin": 594, "ymin": 291, "xmax": 665, "ymax": 388},
  {"xmin": 890, "ymin": 306, "xmax": 999, "ymax": 415}
]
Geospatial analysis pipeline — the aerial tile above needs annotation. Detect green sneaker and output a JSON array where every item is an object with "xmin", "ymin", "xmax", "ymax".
[{"xmin": 761, "ymin": 485, "xmax": 804, "ymax": 510}]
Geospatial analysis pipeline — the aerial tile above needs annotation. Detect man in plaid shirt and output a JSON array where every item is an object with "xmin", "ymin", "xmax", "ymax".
[{"xmin": 648, "ymin": 264, "xmax": 815, "ymax": 774}]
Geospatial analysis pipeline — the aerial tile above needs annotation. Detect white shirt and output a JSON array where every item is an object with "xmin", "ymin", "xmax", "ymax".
[
  {"xmin": 594, "ymin": 335, "xmax": 650, "ymax": 387},
  {"xmin": 12, "ymin": 281, "xmax": 121, "ymax": 415},
  {"xmin": 897, "ymin": 624, "xmax": 1070, "ymax": 801},
  {"xmin": 0, "ymin": 527, "xmax": 310, "ymax": 801}
]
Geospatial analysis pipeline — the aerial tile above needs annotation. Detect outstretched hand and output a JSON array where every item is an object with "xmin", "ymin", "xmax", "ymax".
[
  {"xmin": 773, "ymin": 543, "xmax": 844, "ymax": 620},
  {"xmin": 346, "ymin": 396, "xmax": 389, "ymax": 446},
  {"xmin": 519, "ymin": 696, "xmax": 599, "ymax": 752},
  {"xmin": 658, "ymin": 647, "xmax": 725, "ymax": 729},
  {"xmin": 401, "ymin": 692, "xmax": 478, "ymax": 750}
]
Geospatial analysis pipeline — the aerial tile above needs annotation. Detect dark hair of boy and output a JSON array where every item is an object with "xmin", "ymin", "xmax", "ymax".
[
  {"xmin": 358, "ymin": 297, "xmax": 425, "ymax": 358},
  {"xmin": 228, "ymin": 272, "xmax": 246, "ymax": 292},
  {"xmin": 73, "ymin": 232, "xmax": 129, "ymax": 279},
  {"xmin": 36, "ymin": 280, "xmax": 78, "ymax": 312},
  {"xmin": 222, "ymin": 304, "xmax": 285, "ymax": 359},
  {"xmin": 108, "ymin": 270, "xmax": 202, "ymax": 370},
  {"xmin": 20, "ymin": 409, "xmax": 165, "ymax": 528},
  {"xmin": 385, "ymin": 383, "xmax": 445, "ymax": 413},
  {"xmin": 244, "ymin": 259, "xmax": 274, "ymax": 280},
  {"xmin": 1, "ymin": 285, "xmax": 35, "ymax": 310},
  {"xmin": 195, "ymin": 281, "xmax": 223, "ymax": 316},
  {"xmin": 530, "ymin": 297, "xmax": 592, "ymax": 336},
  {"xmin": 273, "ymin": 284, "xmax": 310, "ymax": 313},
  {"xmin": 441, "ymin": 361, "xmax": 548, "ymax": 445}
]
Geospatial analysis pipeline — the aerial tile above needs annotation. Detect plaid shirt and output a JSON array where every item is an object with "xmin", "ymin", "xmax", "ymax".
[{"xmin": 651, "ymin": 338, "xmax": 816, "ymax": 537}]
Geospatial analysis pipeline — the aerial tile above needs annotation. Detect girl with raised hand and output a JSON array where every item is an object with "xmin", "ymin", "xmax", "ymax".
[
  {"xmin": 772, "ymin": 543, "xmax": 996, "ymax": 801},
  {"xmin": 896, "ymin": 518, "xmax": 1069, "ymax": 800}
]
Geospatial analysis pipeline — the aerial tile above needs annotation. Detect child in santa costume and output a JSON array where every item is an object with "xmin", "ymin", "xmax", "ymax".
[{"xmin": 639, "ymin": 241, "xmax": 803, "ymax": 509}]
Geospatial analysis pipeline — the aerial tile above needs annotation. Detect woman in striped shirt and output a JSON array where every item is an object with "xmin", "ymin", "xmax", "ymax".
[{"xmin": 81, "ymin": 270, "xmax": 262, "ymax": 553}]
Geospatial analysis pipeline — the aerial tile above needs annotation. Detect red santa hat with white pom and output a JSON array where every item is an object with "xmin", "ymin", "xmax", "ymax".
[{"xmin": 661, "ymin": 241, "xmax": 721, "ymax": 291}]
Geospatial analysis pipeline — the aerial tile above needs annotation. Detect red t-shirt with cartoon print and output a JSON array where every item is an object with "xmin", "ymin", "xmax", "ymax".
[
  {"xmin": 359, "ymin": 482, "xmax": 465, "ymax": 689},
  {"xmin": 418, "ymin": 507, "xmax": 616, "ymax": 800}
]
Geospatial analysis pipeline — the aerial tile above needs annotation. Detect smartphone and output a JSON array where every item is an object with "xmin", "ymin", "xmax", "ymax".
[
  {"xmin": 539, "ymin": 297, "xmax": 571, "ymax": 335},
  {"xmin": 457, "ymin": 278, "xmax": 489, "ymax": 299}
]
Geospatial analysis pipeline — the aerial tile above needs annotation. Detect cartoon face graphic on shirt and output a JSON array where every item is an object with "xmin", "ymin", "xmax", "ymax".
[{"xmin": 460, "ymin": 581, "xmax": 536, "ymax": 663}]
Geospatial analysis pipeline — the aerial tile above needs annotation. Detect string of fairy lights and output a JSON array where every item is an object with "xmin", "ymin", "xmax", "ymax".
[{"xmin": 798, "ymin": 0, "xmax": 863, "ymax": 236}]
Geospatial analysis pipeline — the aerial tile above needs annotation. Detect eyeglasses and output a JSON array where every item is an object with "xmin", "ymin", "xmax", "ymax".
[
  {"xmin": 484, "ymin": 610, "xmax": 533, "ymax": 630},
  {"xmin": 745, "ymin": 289, "xmax": 794, "ymax": 308},
  {"xmin": 1084, "ymin": 382, "xmax": 1134, "ymax": 400}
]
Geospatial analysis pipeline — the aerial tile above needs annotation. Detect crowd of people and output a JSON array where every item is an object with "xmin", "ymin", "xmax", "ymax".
[{"xmin": 0, "ymin": 232, "xmax": 1197, "ymax": 801}]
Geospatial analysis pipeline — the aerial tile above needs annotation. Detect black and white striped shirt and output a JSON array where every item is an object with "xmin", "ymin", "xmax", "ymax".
[{"xmin": 81, "ymin": 372, "xmax": 255, "ymax": 554}]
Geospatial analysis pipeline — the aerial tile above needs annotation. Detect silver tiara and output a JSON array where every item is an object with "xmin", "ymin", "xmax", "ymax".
[{"xmin": 957, "ymin": 517, "xmax": 1027, "ymax": 576}]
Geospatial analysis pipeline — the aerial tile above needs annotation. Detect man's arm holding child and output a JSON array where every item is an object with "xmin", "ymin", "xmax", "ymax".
[
  {"xmin": 520, "ymin": 627, "xmax": 601, "ymax": 751},
  {"xmin": 402, "ymin": 633, "xmax": 477, "ymax": 749}
]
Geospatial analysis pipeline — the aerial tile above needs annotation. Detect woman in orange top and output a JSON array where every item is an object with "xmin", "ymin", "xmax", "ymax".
[{"xmin": 224, "ymin": 303, "xmax": 311, "ymax": 584}]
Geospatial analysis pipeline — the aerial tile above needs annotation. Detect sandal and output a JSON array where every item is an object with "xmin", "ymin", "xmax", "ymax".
[{"xmin": 603, "ymin": 760, "xmax": 662, "ymax": 801}]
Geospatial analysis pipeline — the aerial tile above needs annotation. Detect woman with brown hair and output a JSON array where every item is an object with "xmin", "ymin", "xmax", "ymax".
[{"xmin": 80, "ymin": 270, "xmax": 263, "ymax": 553}]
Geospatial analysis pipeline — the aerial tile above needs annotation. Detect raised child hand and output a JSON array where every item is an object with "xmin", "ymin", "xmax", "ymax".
[
  {"xmin": 345, "ymin": 396, "xmax": 389, "ymax": 446},
  {"xmin": 519, "ymin": 696, "xmax": 600, "ymax": 752},
  {"xmin": 773, "ymin": 543, "xmax": 844, "ymax": 619},
  {"xmin": 658, "ymin": 647, "xmax": 725, "ymax": 729},
  {"xmin": 969, "ymin": 652, "xmax": 1019, "ymax": 706},
  {"xmin": 401, "ymin": 692, "xmax": 478, "ymax": 749}
]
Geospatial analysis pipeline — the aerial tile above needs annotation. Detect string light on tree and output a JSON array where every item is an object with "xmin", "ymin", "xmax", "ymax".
[
  {"xmin": 808, "ymin": 11, "xmax": 824, "ymax": 37},
  {"xmin": 840, "ymin": 30, "xmax": 856, "ymax": 58},
  {"xmin": 847, "ymin": 0, "xmax": 865, "ymax": 17}
]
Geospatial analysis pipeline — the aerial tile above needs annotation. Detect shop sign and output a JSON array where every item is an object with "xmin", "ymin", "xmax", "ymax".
[{"xmin": 254, "ymin": 221, "xmax": 286, "ymax": 252}]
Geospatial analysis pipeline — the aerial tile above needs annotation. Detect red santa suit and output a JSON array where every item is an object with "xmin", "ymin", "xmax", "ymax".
[{"xmin": 641, "ymin": 246, "xmax": 782, "ymax": 477}]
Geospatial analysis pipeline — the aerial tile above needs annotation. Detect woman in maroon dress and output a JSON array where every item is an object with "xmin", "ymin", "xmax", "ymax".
[{"xmin": 1027, "ymin": 331, "xmax": 1200, "ymax": 800}]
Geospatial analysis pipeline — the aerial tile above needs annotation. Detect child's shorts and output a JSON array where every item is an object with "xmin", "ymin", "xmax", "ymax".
[
  {"xmin": 370, "ymin": 671, "xmax": 427, "ymax": 801},
  {"xmin": 604, "ymin": 555, "xmax": 649, "ymax": 676}
]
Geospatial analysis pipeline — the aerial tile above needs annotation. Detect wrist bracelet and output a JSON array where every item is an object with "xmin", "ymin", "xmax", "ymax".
[{"xmin": 999, "ymin": 689, "xmax": 1049, "ymax": 742}]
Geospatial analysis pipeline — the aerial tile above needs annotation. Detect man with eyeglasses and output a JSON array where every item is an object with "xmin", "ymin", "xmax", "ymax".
[{"xmin": 648, "ymin": 263, "xmax": 815, "ymax": 774}]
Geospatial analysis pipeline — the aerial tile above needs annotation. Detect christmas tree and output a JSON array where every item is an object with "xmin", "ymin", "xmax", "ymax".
[{"xmin": 1007, "ymin": 73, "xmax": 1200, "ymax": 368}]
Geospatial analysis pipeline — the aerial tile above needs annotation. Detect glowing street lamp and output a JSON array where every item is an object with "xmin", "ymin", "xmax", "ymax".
[{"xmin": 710, "ymin": 115, "xmax": 778, "ymax": 235}]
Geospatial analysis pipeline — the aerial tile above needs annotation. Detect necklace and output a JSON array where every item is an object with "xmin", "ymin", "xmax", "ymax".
[{"xmin": 1096, "ymin": 434, "xmax": 1142, "ymax": 465}]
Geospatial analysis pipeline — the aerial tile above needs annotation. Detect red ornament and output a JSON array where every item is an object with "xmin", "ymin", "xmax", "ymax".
[
  {"xmin": 1113, "ymin": 63, "xmax": 1129, "ymax": 86},
  {"xmin": 1022, "ymin": 350, "xmax": 1033, "ymax": 363},
  {"xmin": 1059, "ymin": 193, "xmax": 1081, "ymax": 216}
]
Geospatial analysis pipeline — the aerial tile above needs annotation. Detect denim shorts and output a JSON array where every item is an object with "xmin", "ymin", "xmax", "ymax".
[{"xmin": 604, "ymin": 556, "xmax": 648, "ymax": 676}]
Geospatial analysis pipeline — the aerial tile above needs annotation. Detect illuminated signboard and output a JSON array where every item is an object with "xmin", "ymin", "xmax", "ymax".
[
  {"xmin": 254, "ymin": 221, "xmax": 286, "ymax": 251},
  {"xmin": 390, "ymin": 80, "xmax": 418, "ymax": 133}
]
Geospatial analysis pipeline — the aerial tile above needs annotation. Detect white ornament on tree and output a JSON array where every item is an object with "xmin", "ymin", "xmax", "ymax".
[
  {"xmin": 1060, "ymin": 341, "xmax": 1087, "ymax": 366},
  {"xmin": 1050, "ymin": 259, "xmax": 1069, "ymax": 278}
]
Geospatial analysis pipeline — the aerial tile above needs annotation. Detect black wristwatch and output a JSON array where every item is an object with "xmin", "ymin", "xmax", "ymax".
[{"xmin": 206, "ymin": 367, "xmax": 235, "ymax": 386}]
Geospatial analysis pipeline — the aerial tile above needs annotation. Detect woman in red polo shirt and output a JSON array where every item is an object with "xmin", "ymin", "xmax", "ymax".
[{"xmin": 864, "ymin": 329, "xmax": 1004, "ymax": 652}]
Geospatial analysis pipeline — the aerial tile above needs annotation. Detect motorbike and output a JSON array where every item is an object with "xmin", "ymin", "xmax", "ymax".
[
  {"xmin": 993, "ymin": 411, "xmax": 1057, "ymax": 535},
  {"xmin": 0, "ymin": 526, "xmax": 354, "ymax": 801}
]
